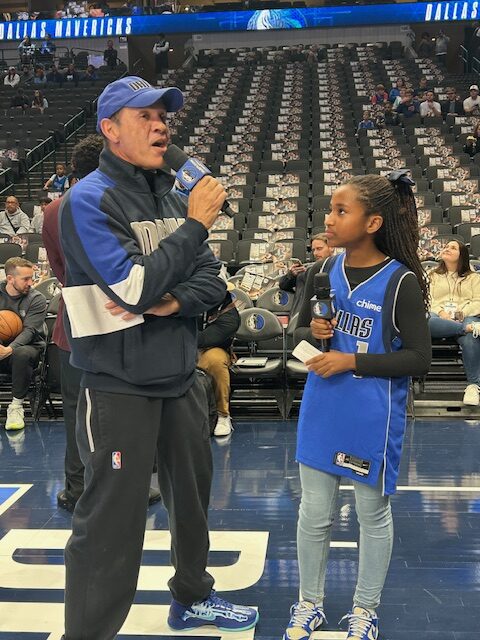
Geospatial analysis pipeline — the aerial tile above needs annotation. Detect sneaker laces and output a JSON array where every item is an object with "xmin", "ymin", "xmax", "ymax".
[
  {"xmin": 339, "ymin": 609, "xmax": 375, "ymax": 637},
  {"xmin": 471, "ymin": 322, "xmax": 480, "ymax": 338},
  {"xmin": 290, "ymin": 602, "xmax": 327, "ymax": 627},
  {"xmin": 198, "ymin": 590, "xmax": 234, "ymax": 612}
]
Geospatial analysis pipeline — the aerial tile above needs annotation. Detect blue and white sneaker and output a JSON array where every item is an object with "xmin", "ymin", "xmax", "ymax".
[
  {"xmin": 283, "ymin": 601, "xmax": 327, "ymax": 640},
  {"xmin": 339, "ymin": 606, "xmax": 379, "ymax": 640},
  {"xmin": 168, "ymin": 590, "xmax": 259, "ymax": 631}
]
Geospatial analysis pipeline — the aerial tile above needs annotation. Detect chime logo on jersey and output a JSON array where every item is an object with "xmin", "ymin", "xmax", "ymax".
[{"xmin": 112, "ymin": 451, "xmax": 122, "ymax": 470}]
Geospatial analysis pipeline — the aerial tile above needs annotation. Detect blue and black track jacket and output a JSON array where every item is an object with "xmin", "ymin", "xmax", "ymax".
[{"xmin": 59, "ymin": 148, "xmax": 226, "ymax": 397}]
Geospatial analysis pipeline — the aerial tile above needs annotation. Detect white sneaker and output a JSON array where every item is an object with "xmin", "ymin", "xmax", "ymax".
[
  {"xmin": 214, "ymin": 414, "xmax": 233, "ymax": 437},
  {"xmin": 471, "ymin": 322, "xmax": 480, "ymax": 338},
  {"xmin": 5, "ymin": 403, "xmax": 25, "ymax": 431},
  {"xmin": 463, "ymin": 384, "xmax": 480, "ymax": 406}
]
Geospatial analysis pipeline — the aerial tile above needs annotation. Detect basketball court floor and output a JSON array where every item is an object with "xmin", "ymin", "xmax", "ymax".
[{"xmin": 0, "ymin": 417, "xmax": 479, "ymax": 640}]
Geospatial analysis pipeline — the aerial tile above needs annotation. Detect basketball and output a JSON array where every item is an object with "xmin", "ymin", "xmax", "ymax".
[{"xmin": 0, "ymin": 310, "xmax": 23, "ymax": 343}]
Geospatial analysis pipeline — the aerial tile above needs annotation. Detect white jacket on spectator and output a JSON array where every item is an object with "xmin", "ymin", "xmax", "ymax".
[
  {"xmin": 429, "ymin": 270, "xmax": 480, "ymax": 317},
  {"xmin": 0, "ymin": 208, "xmax": 31, "ymax": 235},
  {"xmin": 4, "ymin": 73, "xmax": 20, "ymax": 88},
  {"xmin": 420, "ymin": 100, "xmax": 441, "ymax": 117}
]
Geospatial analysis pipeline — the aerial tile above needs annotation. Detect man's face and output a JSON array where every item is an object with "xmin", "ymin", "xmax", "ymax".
[
  {"xmin": 103, "ymin": 101, "xmax": 170, "ymax": 171},
  {"xmin": 426, "ymin": 91, "xmax": 434, "ymax": 102},
  {"xmin": 5, "ymin": 197, "xmax": 18, "ymax": 214},
  {"xmin": 7, "ymin": 267, "xmax": 33, "ymax": 295},
  {"xmin": 312, "ymin": 239, "xmax": 332, "ymax": 260},
  {"xmin": 471, "ymin": 89, "xmax": 479, "ymax": 99}
]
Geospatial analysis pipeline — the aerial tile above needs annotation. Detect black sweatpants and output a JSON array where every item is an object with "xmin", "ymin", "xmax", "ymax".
[
  {"xmin": 0, "ymin": 344, "xmax": 41, "ymax": 398},
  {"xmin": 64, "ymin": 375, "xmax": 214, "ymax": 640},
  {"xmin": 59, "ymin": 349, "xmax": 84, "ymax": 503}
]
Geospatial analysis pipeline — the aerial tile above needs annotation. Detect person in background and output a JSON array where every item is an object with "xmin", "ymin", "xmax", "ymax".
[
  {"xmin": 18, "ymin": 36, "xmax": 35, "ymax": 64},
  {"xmin": 463, "ymin": 85, "xmax": 480, "ymax": 115},
  {"xmin": 464, "ymin": 135, "xmax": 480, "ymax": 157},
  {"xmin": 428, "ymin": 241, "xmax": 480, "ymax": 405},
  {"xmin": 39, "ymin": 33, "xmax": 56, "ymax": 55},
  {"xmin": 82, "ymin": 64, "xmax": 98, "ymax": 83},
  {"xmin": 0, "ymin": 196, "xmax": 31, "ymax": 235},
  {"xmin": 20, "ymin": 64, "xmax": 33, "ymax": 84},
  {"xmin": 10, "ymin": 88, "xmax": 29, "ymax": 112},
  {"xmin": 31, "ymin": 197, "xmax": 52, "ymax": 234},
  {"xmin": 392, "ymin": 87, "xmax": 406, "ymax": 111},
  {"xmin": 4, "ymin": 67, "xmax": 20, "ymax": 88},
  {"xmin": 46, "ymin": 63, "xmax": 63, "ymax": 84},
  {"xmin": 370, "ymin": 84, "xmax": 388, "ymax": 106},
  {"xmin": 435, "ymin": 30, "xmax": 450, "ymax": 66},
  {"xmin": 396, "ymin": 89, "xmax": 420, "ymax": 118},
  {"xmin": 31, "ymin": 89, "xmax": 48, "ymax": 113},
  {"xmin": 44, "ymin": 163, "xmax": 69, "ymax": 194},
  {"xmin": 103, "ymin": 39, "xmax": 118, "ymax": 68},
  {"xmin": 153, "ymin": 33, "xmax": 170, "ymax": 75},
  {"xmin": 357, "ymin": 111, "xmax": 375, "ymax": 132},
  {"xmin": 33, "ymin": 66, "xmax": 47, "ymax": 85},
  {"xmin": 388, "ymin": 77, "xmax": 405, "ymax": 103},
  {"xmin": 417, "ymin": 32, "xmax": 434, "ymax": 58},
  {"xmin": 0, "ymin": 257, "xmax": 47, "ymax": 431},
  {"xmin": 382, "ymin": 101, "xmax": 399, "ymax": 126},
  {"xmin": 441, "ymin": 87, "xmax": 464, "ymax": 117},
  {"xmin": 197, "ymin": 283, "xmax": 240, "ymax": 438},
  {"xmin": 419, "ymin": 90, "xmax": 441, "ymax": 118},
  {"xmin": 62, "ymin": 63, "xmax": 79, "ymax": 86}
]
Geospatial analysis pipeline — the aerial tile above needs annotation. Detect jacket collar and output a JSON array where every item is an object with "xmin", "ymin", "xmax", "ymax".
[{"xmin": 98, "ymin": 148, "xmax": 175, "ymax": 197}]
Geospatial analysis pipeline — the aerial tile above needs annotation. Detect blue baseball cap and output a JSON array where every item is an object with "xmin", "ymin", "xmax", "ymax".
[{"xmin": 96, "ymin": 76, "xmax": 184, "ymax": 132}]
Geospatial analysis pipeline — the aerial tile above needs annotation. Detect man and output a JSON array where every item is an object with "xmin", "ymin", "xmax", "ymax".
[
  {"xmin": 153, "ymin": 33, "xmax": 170, "ymax": 75},
  {"xmin": 0, "ymin": 257, "xmax": 46, "ymax": 430},
  {"xmin": 43, "ymin": 135, "xmax": 161, "ymax": 512},
  {"xmin": 0, "ymin": 196, "xmax": 31, "ymax": 235},
  {"xmin": 441, "ymin": 87, "xmax": 464, "ymax": 117},
  {"xmin": 9, "ymin": 87, "xmax": 29, "ymax": 111},
  {"xmin": 414, "ymin": 76, "xmax": 430, "ymax": 97},
  {"xmin": 279, "ymin": 233, "xmax": 333, "ymax": 319},
  {"xmin": 417, "ymin": 32, "xmax": 434, "ymax": 58},
  {"xmin": 463, "ymin": 85, "xmax": 480, "ymax": 115},
  {"xmin": 396, "ymin": 89, "xmax": 420, "ymax": 118},
  {"xmin": 31, "ymin": 196, "xmax": 52, "ymax": 234},
  {"xmin": 198, "ymin": 282, "xmax": 240, "ymax": 437},
  {"xmin": 435, "ymin": 29, "xmax": 449, "ymax": 66},
  {"xmin": 419, "ymin": 90, "xmax": 441, "ymax": 118},
  {"xmin": 58, "ymin": 76, "xmax": 258, "ymax": 639},
  {"xmin": 103, "ymin": 38, "xmax": 118, "ymax": 68}
]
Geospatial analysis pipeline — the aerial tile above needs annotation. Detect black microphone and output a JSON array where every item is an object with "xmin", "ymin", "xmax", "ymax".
[
  {"xmin": 163, "ymin": 144, "xmax": 235, "ymax": 218},
  {"xmin": 310, "ymin": 272, "xmax": 335, "ymax": 352}
]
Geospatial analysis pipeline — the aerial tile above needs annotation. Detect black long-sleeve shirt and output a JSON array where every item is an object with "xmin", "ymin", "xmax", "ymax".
[{"xmin": 295, "ymin": 259, "xmax": 431, "ymax": 378}]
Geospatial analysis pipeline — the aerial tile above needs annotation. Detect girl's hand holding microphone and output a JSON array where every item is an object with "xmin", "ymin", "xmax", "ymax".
[{"xmin": 307, "ymin": 317, "xmax": 356, "ymax": 378}]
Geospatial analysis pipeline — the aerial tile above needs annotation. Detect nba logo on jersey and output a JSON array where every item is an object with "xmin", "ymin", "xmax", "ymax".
[{"xmin": 112, "ymin": 451, "xmax": 122, "ymax": 470}]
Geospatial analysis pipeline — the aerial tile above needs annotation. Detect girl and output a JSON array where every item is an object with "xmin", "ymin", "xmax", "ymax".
[
  {"xmin": 31, "ymin": 89, "xmax": 48, "ymax": 114},
  {"xmin": 3, "ymin": 67, "xmax": 20, "ymax": 88},
  {"xmin": 428, "ymin": 240, "xmax": 480, "ymax": 405},
  {"xmin": 284, "ymin": 172, "xmax": 431, "ymax": 640}
]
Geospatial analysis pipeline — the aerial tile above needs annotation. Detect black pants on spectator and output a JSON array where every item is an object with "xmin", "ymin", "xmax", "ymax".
[
  {"xmin": 64, "ymin": 375, "xmax": 214, "ymax": 640},
  {"xmin": 0, "ymin": 345, "xmax": 41, "ymax": 398},
  {"xmin": 59, "ymin": 348, "xmax": 84, "ymax": 503}
]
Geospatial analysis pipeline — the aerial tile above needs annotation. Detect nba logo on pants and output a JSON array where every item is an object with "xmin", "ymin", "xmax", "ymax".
[{"xmin": 112, "ymin": 451, "xmax": 122, "ymax": 470}]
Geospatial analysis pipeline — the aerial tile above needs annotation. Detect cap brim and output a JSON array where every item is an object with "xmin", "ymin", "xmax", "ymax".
[{"xmin": 125, "ymin": 86, "xmax": 184, "ymax": 113}]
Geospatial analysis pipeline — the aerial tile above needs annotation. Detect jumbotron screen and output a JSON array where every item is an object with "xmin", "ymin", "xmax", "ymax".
[{"xmin": 0, "ymin": 1, "xmax": 477, "ymax": 41}]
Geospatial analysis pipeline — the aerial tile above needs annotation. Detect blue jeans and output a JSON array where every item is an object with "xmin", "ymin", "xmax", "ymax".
[
  {"xmin": 428, "ymin": 314, "xmax": 480, "ymax": 384},
  {"xmin": 297, "ymin": 464, "xmax": 393, "ymax": 611}
]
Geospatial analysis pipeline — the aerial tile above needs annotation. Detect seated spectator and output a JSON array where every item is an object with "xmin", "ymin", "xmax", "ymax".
[
  {"xmin": 383, "ymin": 101, "xmax": 399, "ymax": 126},
  {"xmin": 33, "ymin": 66, "xmax": 47, "ymax": 85},
  {"xmin": 428, "ymin": 241, "xmax": 480, "ymax": 406},
  {"xmin": 396, "ymin": 89, "xmax": 420, "ymax": 118},
  {"xmin": 19, "ymin": 65, "xmax": 33, "ymax": 84},
  {"xmin": 441, "ymin": 87, "xmax": 464, "ymax": 117},
  {"xmin": 0, "ymin": 257, "xmax": 47, "ymax": 431},
  {"xmin": 0, "ymin": 196, "xmax": 31, "ymax": 235},
  {"xmin": 417, "ymin": 32, "xmax": 434, "ymax": 58},
  {"xmin": 197, "ymin": 287, "xmax": 240, "ymax": 437},
  {"xmin": 44, "ymin": 163, "xmax": 69, "ymax": 194},
  {"xmin": 463, "ymin": 85, "xmax": 480, "ymax": 115},
  {"xmin": 370, "ymin": 84, "xmax": 389, "ymax": 105},
  {"xmin": 82, "ymin": 64, "xmax": 98, "ymax": 83},
  {"xmin": 279, "ymin": 233, "xmax": 333, "ymax": 319},
  {"xmin": 31, "ymin": 89, "xmax": 48, "ymax": 114},
  {"xmin": 104, "ymin": 39, "xmax": 118, "ymax": 68},
  {"xmin": 464, "ymin": 135, "xmax": 479, "ymax": 157},
  {"xmin": 388, "ymin": 77, "xmax": 405, "ymax": 103},
  {"xmin": 63, "ymin": 63, "xmax": 79, "ymax": 86},
  {"xmin": 357, "ymin": 111, "xmax": 375, "ymax": 131},
  {"xmin": 392, "ymin": 88, "xmax": 406, "ymax": 111},
  {"xmin": 4, "ymin": 67, "xmax": 20, "ymax": 88},
  {"xmin": 420, "ymin": 90, "xmax": 441, "ymax": 118},
  {"xmin": 414, "ymin": 76, "xmax": 430, "ymax": 97},
  {"xmin": 9, "ymin": 88, "xmax": 29, "ymax": 112},
  {"xmin": 46, "ymin": 63, "xmax": 63, "ymax": 84},
  {"xmin": 18, "ymin": 36, "xmax": 36, "ymax": 65},
  {"xmin": 88, "ymin": 3, "xmax": 105, "ymax": 17},
  {"xmin": 39, "ymin": 33, "xmax": 56, "ymax": 55},
  {"xmin": 30, "ymin": 197, "xmax": 52, "ymax": 233}
]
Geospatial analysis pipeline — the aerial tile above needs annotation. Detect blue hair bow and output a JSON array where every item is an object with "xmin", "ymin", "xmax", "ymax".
[{"xmin": 387, "ymin": 169, "xmax": 415, "ymax": 187}]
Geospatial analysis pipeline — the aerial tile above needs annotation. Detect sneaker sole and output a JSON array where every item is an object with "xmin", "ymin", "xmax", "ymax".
[
  {"xmin": 5, "ymin": 424, "xmax": 25, "ymax": 431},
  {"xmin": 168, "ymin": 612, "xmax": 259, "ymax": 632}
]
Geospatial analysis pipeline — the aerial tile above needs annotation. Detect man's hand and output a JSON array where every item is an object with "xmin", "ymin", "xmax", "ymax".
[
  {"xmin": 0, "ymin": 345, "xmax": 13, "ymax": 361},
  {"xmin": 306, "ymin": 350, "xmax": 356, "ymax": 378},
  {"xmin": 438, "ymin": 310, "xmax": 452, "ymax": 320},
  {"xmin": 187, "ymin": 176, "xmax": 227, "ymax": 230},
  {"xmin": 310, "ymin": 317, "xmax": 336, "ymax": 341},
  {"xmin": 290, "ymin": 262, "xmax": 306, "ymax": 276},
  {"xmin": 105, "ymin": 294, "xmax": 181, "ymax": 321}
]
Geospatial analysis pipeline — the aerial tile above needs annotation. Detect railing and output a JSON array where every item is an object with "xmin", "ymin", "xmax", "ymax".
[
  {"xmin": 0, "ymin": 46, "xmax": 72, "ymax": 70},
  {"xmin": 0, "ymin": 168, "xmax": 13, "ymax": 197},
  {"xmin": 472, "ymin": 56, "xmax": 480, "ymax": 76},
  {"xmin": 24, "ymin": 137, "xmax": 57, "ymax": 199},
  {"xmin": 460, "ymin": 44, "xmax": 469, "ymax": 72},
  {"xmin": 63, "ymin": 112, "xmax": 87, "ymax": 165}
]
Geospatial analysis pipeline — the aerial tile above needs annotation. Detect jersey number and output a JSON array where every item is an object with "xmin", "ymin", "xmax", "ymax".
[{"xmin": 356, "ymin": 340, "xmax": 369, "ymax": 354}]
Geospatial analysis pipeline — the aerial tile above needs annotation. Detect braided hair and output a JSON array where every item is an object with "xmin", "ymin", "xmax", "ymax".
[{"xmin": 345, "ymin": 174, "xmax": 430, "ymax": 310}]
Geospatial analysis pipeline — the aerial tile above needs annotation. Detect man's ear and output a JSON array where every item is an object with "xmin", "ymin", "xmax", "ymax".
[{"xmin": 100, "ymin": 117, "xmax": 120, "ymax": 144}]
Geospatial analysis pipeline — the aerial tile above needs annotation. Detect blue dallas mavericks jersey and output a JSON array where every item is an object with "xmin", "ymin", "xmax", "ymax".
[{"xmin": 296, "ymin": 254, "xmax": 412, "ymax": 495}]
